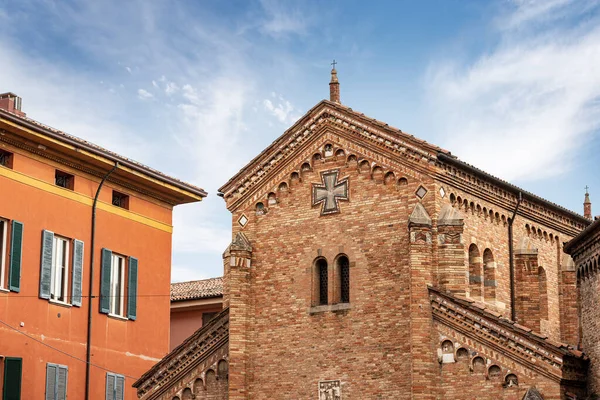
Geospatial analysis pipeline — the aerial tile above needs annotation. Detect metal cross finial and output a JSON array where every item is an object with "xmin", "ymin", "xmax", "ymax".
[
  {"xmin": 331, "ymin": 59, "xmax": 337, "ymax": 69},
  {"xmin": 586, "ymin": 185, "xmax": 590, "ymax": 194},
  {"xmin": 312, "ymin": 170, "xmax": 348, "ymax": 215}
]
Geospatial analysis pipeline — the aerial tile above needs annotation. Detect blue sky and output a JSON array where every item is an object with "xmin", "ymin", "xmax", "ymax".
[{"xmin": 1, "ymin": 0, "xmax": 599, "ymax": 281}]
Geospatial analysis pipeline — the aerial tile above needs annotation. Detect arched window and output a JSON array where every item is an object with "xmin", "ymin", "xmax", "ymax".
[
  {"xmin": 468, "ymin": 244, "xmax": 483, "ymax": 299},
  {"xmin": 315, "ymin": 258, "xmax": 328, "ymax": 305},
  {"xmin": 539, "ymin": 267, "xmax": 548, "ymax": 321},
  {"xmin": 182, "ymin": 388, "xmax": 193, "ymax": 400},
  {"xmin": 483, "ymin": 249, "xmax": 495, "ymax": 303},
  {"xmin": 337, "ymin": 255, "xmax": 350, "ymax": 303}
]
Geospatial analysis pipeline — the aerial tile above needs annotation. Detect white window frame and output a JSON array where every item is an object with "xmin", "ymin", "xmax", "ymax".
[
  {"xmin": 109, "ymin": 254, "xmax": 125, "ymax": 317},
  {"xmin": 50, "ymin": 236, "xmax": 70, "ymax": 303},
  {"xmin": 0, "ymin": 218, "xmax": 8, "ymax": 290}
]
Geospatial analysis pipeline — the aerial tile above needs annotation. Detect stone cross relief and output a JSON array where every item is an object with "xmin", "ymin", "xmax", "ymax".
[
  {"xmin": 319, "ymin": 380, "xmax": 342, "ymax": 400},
  {"xmin": 312, "ymin": 170, "xmax": 349, "ymax": 215}
]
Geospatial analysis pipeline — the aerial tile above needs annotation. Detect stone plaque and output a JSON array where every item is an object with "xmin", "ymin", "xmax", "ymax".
[{"xmin": 318, "ymin": 380, "xmax": 342, "ymax": 400}]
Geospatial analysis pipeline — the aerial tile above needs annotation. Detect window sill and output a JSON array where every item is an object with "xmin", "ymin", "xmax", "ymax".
[
  {"xmin": 0, "ymin": 288, "xmax": 10, "ymax": 293},
  {"xmin": 108, "ymin": 313, "xmax": 129, "ymax": 321},
  {"xmin": 309, "ymin": 303, "xmax": 351, "ymax": 315},
  {"xmin": 49, "ymin": 300, "xmax": 72, "ymax": 308}
]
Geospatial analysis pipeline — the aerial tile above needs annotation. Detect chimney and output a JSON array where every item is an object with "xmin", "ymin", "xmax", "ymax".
[
  {"xmin": 0, "ymin": 93, "xmax": 26, "ymax": 117},
  {"xmin": 329, "ymin": 60, "xmax": 340, "ymax": 104},
  {"xmin": 584, "ymin": 187, "xmax": 592, "ymax": 220}
]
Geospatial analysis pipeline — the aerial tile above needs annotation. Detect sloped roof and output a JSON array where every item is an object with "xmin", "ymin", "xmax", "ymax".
[
  {"xmin": 0, "ymin": 108, "xmax": 207, "ymax": 199},
  {"xmin": 429, "ymin": 286, "xmax": 583, "ymax": 359},
  {"xmin": 133, "ymin": 307, "xmax": 229, "ymax": 392},
  {"xmin": 170, "ymin": 277, "xmax": 223, "ymax": 301}
]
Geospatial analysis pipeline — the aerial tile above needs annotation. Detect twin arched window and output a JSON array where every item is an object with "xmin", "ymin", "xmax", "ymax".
[{"xmin": 314, "ymin": 255, "xmax": 350, "ymax": 306}]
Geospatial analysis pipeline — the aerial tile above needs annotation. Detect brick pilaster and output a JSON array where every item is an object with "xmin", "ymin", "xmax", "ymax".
[
  {"xmin": 409, "ymin": 203, "xmax": 437, "ymax": 400},
  {"xmin": 223, "ymin": 233, "xmax": 252, "ymax": 400},
  {"xmin": 514, "ymin": 251, "xmax": 541, "ymax": 331},
  {"xmin": 437, "ymin": 205, "xmax": 465, "ymax": 295}
]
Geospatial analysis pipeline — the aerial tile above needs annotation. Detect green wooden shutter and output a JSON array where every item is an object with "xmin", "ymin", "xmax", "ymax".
[
  {"xmin": 115, "ymin": 375, "xmax": 124, "ymax": 400},
  {"xmin": 100, "ymin": 249, "xmax": 112, "ymax": 314},
  {"xmin": 105, "ymin": 373, "xmax": 115, "ymax": 400},
  {"xmin": 56, "ymin": 366, "xmax": 67, "ymax": 400},
  {"xmin": 127, "ymin": 256, "xmax": 138, "ymax": 321},
  {"xmin": 39, "ymin": 230, "xmax": 54, "ymax": 300},
  {"xmin": 9, "ymin": 221, "xmax": 23, "ymax": 292},
  {"xmin": 71, "ymin": 239, "xmax": 84, "ymax": 306},
  {"xmin": 45, "ymin": 364, "xmax": 57, "ymax": 400},
  {"xmin": 2, "ymin": 357, "xmax": 22, "ymax": 400}
]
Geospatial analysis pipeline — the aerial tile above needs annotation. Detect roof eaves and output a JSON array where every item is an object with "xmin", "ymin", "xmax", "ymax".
[
  {"xmin": 0, "ymin": 109, "xmax": 207, "ymax": 199},
  {"xmin": 564, "ymin": 218, "xmax": 600, "ymax": 254},
  {"xmin": 437, "ymin": 152, "xmax": 589, "ymax": 225}
]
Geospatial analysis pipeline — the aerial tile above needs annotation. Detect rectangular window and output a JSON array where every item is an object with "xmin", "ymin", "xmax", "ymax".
[
  {"xmin": 2, "ymin": 357, "xmax": 22, "ymax": 400},
  {"xmin": 54, "ymin": 170, "xmax": 74, "ymax": 190},
  {"xmin": 50, "ymin": 236, "xmax": 70, "ymax": 303},
  {"xmin": 0, "ymin": 150, "xmax": 13, "ymax": 169},
  {"xmin": 105, "ymin": 373, "xmax": 125, "ymax": 400},
  {"xmin": 109, "ymin": 254, "xmax": 126, "ymax": 316},
  {"xmin": 0, "ymin": 218, "xmax": 8, "ymax": 290},
  {"xmin": 45, "ymin": 363, "xmax": 67, "ymax": 400},
  {"xmin": 112, "ymin": 191, "xmax": 129, "ymax": 210}
]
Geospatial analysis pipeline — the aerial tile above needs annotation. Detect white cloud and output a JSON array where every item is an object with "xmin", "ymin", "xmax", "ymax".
[
  {"xmin": 137, "ymin": 88, "xmax": 154, "ymax": 100},
  {"xmin": 165, "ymin": 81, "xmax": 179, "ymax": 96},
  {"xmin": 426, "ymin": 1, "xmax": 600, "ymax": 182},
  {"xmin": 259, "ymin": 0, "xmax": 309, "ymax": 37},
  {"xmin": 263, "ymin": 94, "xmax": 301, "ymax": 125}
]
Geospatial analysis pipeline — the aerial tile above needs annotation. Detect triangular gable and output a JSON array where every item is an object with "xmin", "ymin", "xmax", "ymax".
[{"xmin": 218, "ymin": 99, "xmax": 448, "ymax": 211}]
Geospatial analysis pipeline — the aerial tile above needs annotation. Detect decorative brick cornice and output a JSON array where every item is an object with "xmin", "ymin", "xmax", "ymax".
[
  {"xmin": 219, "ymin": 100, "xmax": 444, "ymax": 210},
  {"xmin": 134, "ymin": 308, "xmax": 229, "ymax": 398},
  {"xmin": 429, "ymin": 287, "xmax": 587, "ymax": 384},
  {"xmin": 437, "ymin": 163, "xmax": 586, "ymax": 237}
]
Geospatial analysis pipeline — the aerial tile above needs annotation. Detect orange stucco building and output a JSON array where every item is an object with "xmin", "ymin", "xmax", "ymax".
[{"xmin": 0, "ymin": 93, "xmax": 206, "ymax": 400}]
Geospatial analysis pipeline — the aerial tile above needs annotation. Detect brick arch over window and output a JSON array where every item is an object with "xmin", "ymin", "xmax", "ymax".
[
  {"xmin": 336, "ymin": 254, "xmax": 350, "ymax": 303},
  {"xmin": 314, "ymin": 258, "xmax": 328, "ymax": 306},
  {"xmin": 483, "ymin": 249, "xmax": 496, "ymax": 303},
  {"xmin": 469, "ymin": 244, "xmax": 483, "ymax": 299},
  {"xmin": 539, "ymin": 266, "xmax": 548, "ymax": 321}
]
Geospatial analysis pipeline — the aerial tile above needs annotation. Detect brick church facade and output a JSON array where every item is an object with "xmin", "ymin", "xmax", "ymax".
[{"xmin": 134, "ymin": 69, "xmax": 595, "ymax": 399}]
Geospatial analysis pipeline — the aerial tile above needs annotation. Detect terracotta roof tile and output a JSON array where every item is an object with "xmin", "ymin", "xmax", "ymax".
[{"xmin": 170, "ymin": 277, "xmax": 223, "ymax": 301}]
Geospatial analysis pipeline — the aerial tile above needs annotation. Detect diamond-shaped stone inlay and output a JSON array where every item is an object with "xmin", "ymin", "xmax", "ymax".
[
  {"xmin": 439, "ymin": 187, "xmax": 446, "ymax": 198},
  {"xmin": 416, "ymin": 185, "xmax": 428, "ymax": 199},
  {"xmin": 312, "ymin": 170, "xmax": 349, "ymax": 215},
  {"xmin": 238, "ymin": 214, "xmax": 248, "ymax": 227}
]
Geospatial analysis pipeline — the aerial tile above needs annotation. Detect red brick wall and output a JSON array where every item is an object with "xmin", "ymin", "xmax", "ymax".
[
  {"xmin": 231, "ymin": 155, "xmax": 416, "ymax": 399},
  {"xmin": 581, "ymin": 271, "xmax": 600, "ymax": 395}
]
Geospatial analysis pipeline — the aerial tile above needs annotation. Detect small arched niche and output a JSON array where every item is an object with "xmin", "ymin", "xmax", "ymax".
[
  {"xmin": 488, "ymin": 365, "xmax": 501, "ymax": 380},
  {"xmin": 440, "ymin": 340, "xmax": 455, "ymax": 363},
  {"xmin": 504, "ymin": 373, "xmax": 518, "ymax": 387},
  {"xmin": 472, "ymin": 356, "xmax": 486, "ymax": 374},
  {"xmin": 456, "ymin": 347, "xmax": 469, "ymax": 361},
  {"xmin": 182, "ymin": 388, "xmax": 193, "ymax": 400}
]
